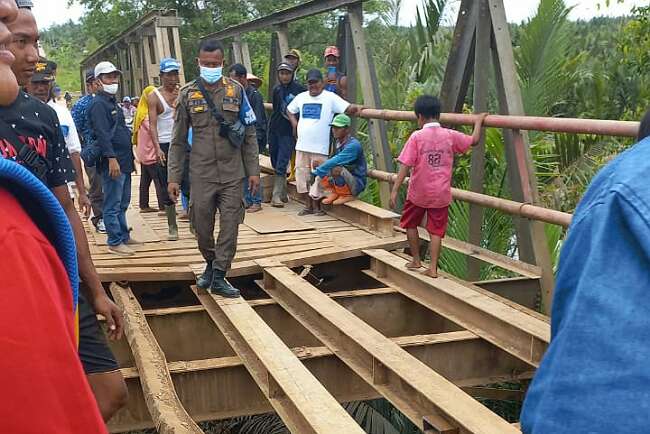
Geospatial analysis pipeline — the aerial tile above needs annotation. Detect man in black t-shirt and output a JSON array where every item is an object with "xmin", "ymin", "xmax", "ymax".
[{"xmin": 6, "ymin": 2, "xmax": 127, "ymax": 422}]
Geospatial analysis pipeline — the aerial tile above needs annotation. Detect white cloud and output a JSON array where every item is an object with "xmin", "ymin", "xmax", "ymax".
[{"xmin": 32, "ymin": 0, "xmax": 85, "ymax": 30}]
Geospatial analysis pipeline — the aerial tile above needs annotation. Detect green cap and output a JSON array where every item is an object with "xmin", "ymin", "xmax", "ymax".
[{"xmin": 330, "ymin": 113, "xmax": 351, "ymax": 128}]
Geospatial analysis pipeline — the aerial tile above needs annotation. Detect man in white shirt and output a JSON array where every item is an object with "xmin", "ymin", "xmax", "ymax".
[
  {"xmin": 287, "ymin": 68, "xmax": 360, "ymax": 216},
  {"xmin": 26, "ymin": 59, "xmax": 91, "ymax": 217}
]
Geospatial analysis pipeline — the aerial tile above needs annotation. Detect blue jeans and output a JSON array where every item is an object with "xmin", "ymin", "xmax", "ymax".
[
  {"xmin": 269, "ymin": 132, "xmax": 295, "ymax": 176},
  {"xmin": 101, "ymin": 171, "xmax": 132, "ymax": 246},
  {"xmin": 243, "ymin": 178, "xmax": 263, "ymax": 206}
]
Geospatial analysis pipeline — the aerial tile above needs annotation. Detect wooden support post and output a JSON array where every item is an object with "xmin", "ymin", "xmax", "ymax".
[
  {"xmin": 171, "ymin": 27, "xmax": 186, "ymax": 85},
  {"xmin": 109, "ymin": 284, "xmax": 202, "ymax": 434},
  {"xmin": 241, "ymin": 40, "xmax": 253, "ymax": 73},
  {"xmin": 192, "ymin": 286, "xmax": 366, "ymax": 434},
  {"xmin": 267, "ymin": 33, "xmax": 281, "ymax": 102},
  {"xmin": 276, "ymin": 23, "xmax": 290, "ymax": 58},
  {"xmin": 440, "ymin": 0, "xmax": 478, "ymax": 113},
  {"xmin": 364, "ymin": 249, "xmax": 549, "ymax": 367},
  {"xmin": 488, "ymin": 0, "xmax": 555, "ymax": 313},
  {"xmin": 232, "ymin": 34, "xmax": 243, "ymax": 64},
  {"xmin": 260, "ymin": 265, "xmax": 519, "ymax": 433},
  {"xmin": 348, "ymin": 3, "xmax": 392, "ymax": 207},
  {"xmin": 467, "ymin": 0, "xmax": 491, "ymax": 280}
]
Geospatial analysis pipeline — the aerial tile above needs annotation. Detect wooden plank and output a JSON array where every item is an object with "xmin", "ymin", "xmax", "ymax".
[
  {"xmin": 467, "ymin": 0, "xmax": 491, "ymax": 280},
  {"xmin": 260, "ymin": 265, "xmax": 520, "ymax": 433},
  {"xmin": 192, "ymin": 286, "xmax": 366, "ymax": 434},
  {"xmin": 244, "ymin": 209, "xmax": 314, "ymax": 234},
  {"xmin": 91, "ymin": 207, "xmax": 160, "ymax": 246},
  {"xmin": 364, "ymin": 249, "xmax": 549, "ymax": 367},
  {"xmin": 348, "ymin": 2, "xmax": 391, "ymax": 207},
  {"xmin": 276, "ymin": 24, "xmax": 290, "ymax": 59},
  {"xmin": 488, "ymin": 0, "xmax": 555, "ymax": 312},
  {"xmin": 109, "ymin": 283, "xmax": 203, "ymax": 434}
]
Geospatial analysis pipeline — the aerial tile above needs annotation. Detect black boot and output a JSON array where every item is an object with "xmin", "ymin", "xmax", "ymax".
[
  {"xmin": 210, "ymin": 269, "xmax": 241, "ymax": 298},
  {"xmin": 196, "ymin": 262, "xmax": 213, "ymax": 289}
]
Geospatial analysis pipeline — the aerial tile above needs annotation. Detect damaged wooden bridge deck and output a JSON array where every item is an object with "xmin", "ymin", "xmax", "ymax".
[{"xmin": 86, "ymin": 174, "xmax": 549, "ymax": 433}]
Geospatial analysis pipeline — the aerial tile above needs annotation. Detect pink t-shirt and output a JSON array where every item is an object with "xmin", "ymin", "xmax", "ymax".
[
  {"xmin": 398, "ymin": 123, "xmax": 473, "ymax": 208},
  {"xmin": 136, "ymin": 119, "xmax": 158, "ymax": 165}
]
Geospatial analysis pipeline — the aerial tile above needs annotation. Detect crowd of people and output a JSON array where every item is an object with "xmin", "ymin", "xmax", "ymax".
[{"xmin": 5, "ymin": 0, "xmax": 650, "ymax": 432}]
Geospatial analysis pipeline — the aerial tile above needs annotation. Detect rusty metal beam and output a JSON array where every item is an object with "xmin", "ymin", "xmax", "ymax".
[
  {"xmin": 258, "ymin": 262, "xmax": 519, "ymax": 433},
  {"xmin": 109, "ymin": 330, "xmax": 533, "ymax": 432},
  {"xmin": 109, "ymin": 283, "xmax": 202, "ymax": 434},
  {"xmin": 192, "ymin": 287, "xmax": 365, "ymax": 434},
  {"xmin": 363, "ymin": 249, "xmax": 549, "ymax": 367}
]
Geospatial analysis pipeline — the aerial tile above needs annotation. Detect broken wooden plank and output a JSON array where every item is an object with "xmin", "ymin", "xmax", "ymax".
[{"xmin": 109, "ymin": 283, "xmax": 203, "ymax": 434}]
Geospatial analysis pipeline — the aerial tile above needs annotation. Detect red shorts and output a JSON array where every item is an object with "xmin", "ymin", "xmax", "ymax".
[{"xmin": 399, "ymin": 200, "xmax": 449, "ymax": 238}]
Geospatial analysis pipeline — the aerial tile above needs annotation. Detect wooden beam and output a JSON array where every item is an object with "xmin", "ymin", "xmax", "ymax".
[
  {"xmin": 109, "ymin": 283, "xmax": 202, "ymax": 434},
  {"xmin": 171, "ymin": 27, "xmax": 186, "ymax": 85},
  {"xmin": 109, "ymin": 329, "xmax": 532, "ymax": 432},
  {"xmin": 232, "ymin": 35, "xmax": 243, "ymax": 64},
  {"xmin": 276, "ymin": 24, "xmax": 290, "ymax": 60},
  {"xmin": 488, "ymin": 0, "xmax": 555, "ymax": 313},
  {"xmin": 260, "ymin": 265, "xmax": 520, "ymax": 433},
  {"xmin": 364, "ymin": 249, "xmax": 549, "ymax": 367},
  {"xmin": 348, "ymin": 2, "xmax": 392, "ymax": 207},
  {"xmin": 440, "ymin": 0, "xmax": 478, "ymax": 113},
  {"xmin": 241, "ymin": 40, "xmax": 253, "ymax": 73},
  {"xmin": 192, "ymin": 286, "xmax": 366, "ymax": 434},
  {"xmin": 467, "ymin": 0, "xmax": 491, "ymax": 280},
  {"xmin": 203, "ymin": 0, "xmax": 364, "ymax": 41}
]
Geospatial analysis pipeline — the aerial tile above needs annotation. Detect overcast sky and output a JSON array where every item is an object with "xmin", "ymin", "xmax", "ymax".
[{"xmin": 33, "ymin": 0, "xmax": 646, "ymax": 30}]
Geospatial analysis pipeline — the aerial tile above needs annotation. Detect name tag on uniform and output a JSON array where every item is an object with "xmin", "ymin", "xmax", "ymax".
[{"xmin": 190, "ymin": 105, "xmax": 208, "ymax": 113}]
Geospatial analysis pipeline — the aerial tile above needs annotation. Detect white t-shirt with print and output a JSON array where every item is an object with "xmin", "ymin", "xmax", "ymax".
[{"xmin": 287, "ymin": 90, "xmax": 350, "ymax": 155}]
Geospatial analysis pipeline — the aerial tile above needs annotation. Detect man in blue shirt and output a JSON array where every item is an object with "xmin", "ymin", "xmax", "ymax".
[
  {"xmin": 72, "ymin": 70, "xmax": 105, "ymax": 232},
  {"xmin": 312, "ymin": 114, "xmax": 367, "ymax": 205},
  {"xmin": 88, "ymin": 61, "xmax": 138, "ymax": 256},
  {"xmin": 521, "ymin": 110, "xmax": 650, "ymax": 433}
]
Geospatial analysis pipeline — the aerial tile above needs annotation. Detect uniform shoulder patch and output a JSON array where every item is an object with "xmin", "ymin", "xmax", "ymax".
[{"xmin": 190, "ymin": 91, "xmax": 204, "ymax": 100}]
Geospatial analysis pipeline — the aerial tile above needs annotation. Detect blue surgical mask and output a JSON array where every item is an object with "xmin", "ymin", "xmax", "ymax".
[{"xmin": 200, "ymin": 66, "xmax": 223, "ymax": 84}]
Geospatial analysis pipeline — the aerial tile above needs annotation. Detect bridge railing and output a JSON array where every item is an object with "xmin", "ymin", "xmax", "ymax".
[{"xmin": 264, "ymin": 102, "xmax": 640, "ymax": 228}]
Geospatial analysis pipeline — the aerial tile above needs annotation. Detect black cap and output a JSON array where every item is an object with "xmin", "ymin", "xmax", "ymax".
[
  {"xmin": 32, "ymin": 60, "xmax": 56, "ymax": 83},
  {"xmin": 277, "ymin": 62, "xmax": 294, "ymax": 72},
  {"xmin": 15, "ymin": 0, "xmax": 33, "ymax": 8},
  {"xmin": 306, "ymin": 68, "xmax": 323, "ymax": 83},
  {"xmin": 85, "ymin": 69, "xmax": 95, "ymax": 83}
]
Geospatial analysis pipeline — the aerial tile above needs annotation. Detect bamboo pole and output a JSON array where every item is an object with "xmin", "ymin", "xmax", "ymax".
[
  {"xmin": 367, "ymin": 169, "xmax": 573, "ymax": 228},
  {"xmin": 262, "ymin": 103, "xmax": 640, "ymax": 137}
]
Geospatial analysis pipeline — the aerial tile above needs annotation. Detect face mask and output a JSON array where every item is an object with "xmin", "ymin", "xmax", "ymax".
[
  {"xmin": 200, "ymin": 66, "xmax": 223, "ymax": 84},
  {"xmin": 102, "ymin": 83, "xmax": 119, "ymax": 95}
]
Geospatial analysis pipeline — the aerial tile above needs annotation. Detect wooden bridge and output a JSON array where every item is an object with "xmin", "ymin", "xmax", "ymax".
[
  {"xmin": 91, "ymin": 157, "xmax": 548, "ymax": 433},
  {"xmin": 76, "ymin": 0, "xmax": 641, "ymax": 432}
]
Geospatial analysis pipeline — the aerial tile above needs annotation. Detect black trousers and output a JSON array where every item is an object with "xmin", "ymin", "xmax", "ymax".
[{"xmin": 139, "ymin": 162, "xmax": 173, "ymax": 209}]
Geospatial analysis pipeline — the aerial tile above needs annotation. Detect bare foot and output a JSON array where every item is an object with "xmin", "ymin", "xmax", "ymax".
[
  {"xmin": 420, "ymin": 269, "xmax": 439, "ymax": 278},
  {"xmin": 405, "ymin": 261, "xmax": 423, "ymax": 270}
]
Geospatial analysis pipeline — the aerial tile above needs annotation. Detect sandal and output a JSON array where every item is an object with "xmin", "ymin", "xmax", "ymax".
[
  {"xmin": 298, "ymin": 208, "xmax": 314, "ymax": 216},
  {"xmin": 314, "ymin": 210, "xmax": 327, "ymax": 217}
]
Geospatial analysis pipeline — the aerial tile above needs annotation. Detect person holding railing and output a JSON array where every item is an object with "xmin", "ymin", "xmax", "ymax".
[{"xmin": 390, "ymin": 95, "xmax": 487, "ymax": 278}]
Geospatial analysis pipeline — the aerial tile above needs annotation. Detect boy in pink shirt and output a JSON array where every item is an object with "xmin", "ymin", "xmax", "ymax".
[{"xmin": 390, "ymin": 95, "xmax": 487, "ymax": 278}]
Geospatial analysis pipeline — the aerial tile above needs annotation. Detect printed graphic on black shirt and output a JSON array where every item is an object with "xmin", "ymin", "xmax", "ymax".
[{"xmin": 0, "ymin": 91, "xmax": 75, "ymax": 188}]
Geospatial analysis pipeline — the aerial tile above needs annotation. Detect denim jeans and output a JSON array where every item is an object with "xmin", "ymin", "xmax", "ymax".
[
  {"xmin": 268, "ymin": 132, "xmax": 295, "ymax": 176},
  {"xmin": 101, "ymin": 171, "xmax": 132, "ymax": 246},
  {"xmin": 243, "ymin": 178, "xmax": 263, "ymax": 206}
]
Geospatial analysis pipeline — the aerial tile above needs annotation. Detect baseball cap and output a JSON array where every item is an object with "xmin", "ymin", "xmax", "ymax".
[
  {"xmin": 94, "ymin": 61, "xmax": 121, "ymax": 78},
  {"xmin": 160, "ymin": 57, "xmax": 181, "ymax": 73},
  {"xmin": 306, "ymin": 68, "xmax": 323, "ymax": 83},
  {"xmin": 122, "ymin": 96, "xmax": 131, "ymax": 103},
  {"xmin": 285, "ymin": 48, "xmax": 302, "ymax": 61},
  {"xmin": 330, "ymin": 114, "xmax": 351, "ymax": 128},
  {"xmin": 15, "ymin": 0, "xmax": 33, "ymax": 8},
  {"xmin": 32, "ymin": 60, "xmax": 56, "ymax": 83},
  {"xmin": 324, "ymin": 46, "xmax": 340, "ymax": 58},
  {"xmin": 277, "ymin": 62, "xmax": 294, "ymax": 72}
]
